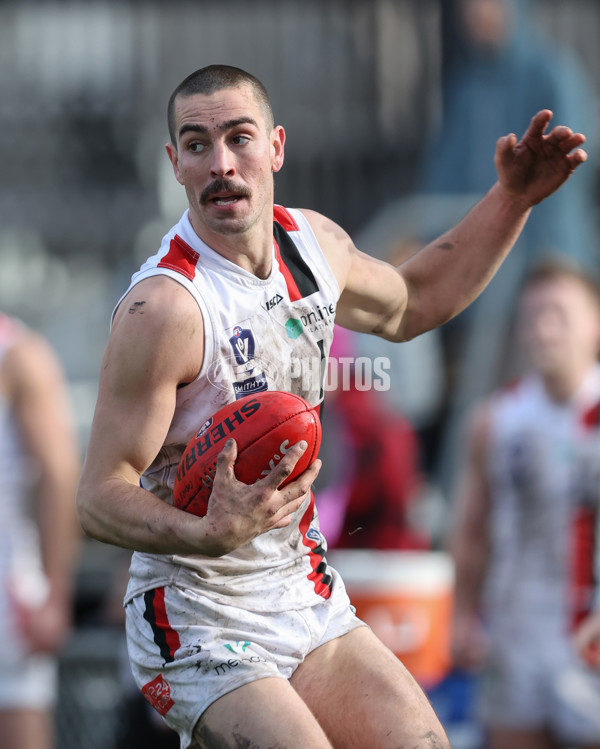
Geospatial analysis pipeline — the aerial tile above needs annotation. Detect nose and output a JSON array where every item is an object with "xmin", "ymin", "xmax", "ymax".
[{"xmin": 210, "ymin": 141, "xmax": 235, "ymax": 178}]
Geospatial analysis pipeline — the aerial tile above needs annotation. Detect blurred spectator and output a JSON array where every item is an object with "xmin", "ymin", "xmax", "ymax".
[
  {"xmin": 419, "ymin": 0, "xmax": 599, "ymax": 268},
  {"xmin": 316, "ymin": 325, "xmax": 430, "ymax": 551},
  {"xmin": 0, "ymin": 314, "xmax": 80, "ymax": 749},
  {"xmin": 417, "ymin": 0, "xmax": 600, "ymax": 495},
  {"xmin": 448, "ymin": 258, "xmax": 600, "ymax": 748}
]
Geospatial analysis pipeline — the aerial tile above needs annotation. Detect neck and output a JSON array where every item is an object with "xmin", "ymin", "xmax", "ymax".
[
  {"xmin": 189, "ymin": 211, "xmax": 274, "ymax": 279},
  {"xmin": 541, "ymin": 367, "xmax": 590, "ymax": 403}
]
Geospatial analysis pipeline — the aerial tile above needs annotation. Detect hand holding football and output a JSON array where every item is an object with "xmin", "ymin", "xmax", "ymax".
[{"xmin": 173, "ymin": 391, "xmax": 322, "ymax": 517}]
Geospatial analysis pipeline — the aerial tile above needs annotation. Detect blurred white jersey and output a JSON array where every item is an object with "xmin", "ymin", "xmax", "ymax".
[
  {"xmin": 483, "ymin": 368, "xmax": 600, "ymax": 636},
  {"xmin": 117, "ymin": 206, "xmax": 341, "ymax": 612}
]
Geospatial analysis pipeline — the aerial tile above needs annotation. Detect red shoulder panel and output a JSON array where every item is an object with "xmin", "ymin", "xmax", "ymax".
[
  {"xmin": 273, "ymin": 205, "xmax": 299, "ymax": 232},
  {"xmin": 157, "ymin": 235, "xmax": 200, "ymax": 281}
]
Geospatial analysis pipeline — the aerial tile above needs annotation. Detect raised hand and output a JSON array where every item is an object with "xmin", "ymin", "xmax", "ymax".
[{"xmin": 495, "ymin": 109, "xmax": 587, "ymax": 207}]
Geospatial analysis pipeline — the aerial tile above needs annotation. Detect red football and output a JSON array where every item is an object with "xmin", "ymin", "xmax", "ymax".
[{"xmin": 173, "ymin": 391, "xmax": 322, "ymax": 517}]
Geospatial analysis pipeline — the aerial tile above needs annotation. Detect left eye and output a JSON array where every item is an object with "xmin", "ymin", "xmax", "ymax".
[{"xmin": 232, "ymin": 135, "xmax": 250, "ymax": 146}]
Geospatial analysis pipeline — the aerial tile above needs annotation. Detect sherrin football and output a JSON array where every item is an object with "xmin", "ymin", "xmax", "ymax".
[{"xmin": 173, "ymin": 391, "xmax": 322, "ymax": 517}]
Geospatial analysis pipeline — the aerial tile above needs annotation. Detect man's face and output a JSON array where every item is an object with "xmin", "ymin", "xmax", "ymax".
[
  {"xmin": 519, "ymin": 277, "xmax": 600, "ymax": 379},
  {"xmin": 166, "ymin": 84, "xmax": 285, "ymax": 240}
]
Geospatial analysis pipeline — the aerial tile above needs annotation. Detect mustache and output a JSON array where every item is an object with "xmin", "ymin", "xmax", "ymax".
[{"xmin": 200, "ymin": 179, "xmax": 251, "ymax": 205}]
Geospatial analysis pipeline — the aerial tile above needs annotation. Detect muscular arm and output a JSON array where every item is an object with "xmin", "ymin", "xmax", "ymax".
[
  {"xmin": 76, "ymin": 275, "xmax": 319, "ymax": 557},
  {"xmin": 5, "ymin": 330, "xmax": 81, "ymax": 651},
  {"xmin": 306, "ymin": 111, "xmax": 587, "ymax": 341},
  {"xmin": 306, "ymin": 183, "xmax": 530, "ymax": 340}
]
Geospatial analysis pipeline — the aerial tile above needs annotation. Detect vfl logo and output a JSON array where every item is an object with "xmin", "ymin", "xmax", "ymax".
[
  {"xmin": 265, "ymin": 293, "xmax": 283, "ymax": 311},
  {"xmin": 227, "ymin": 325, "xmax": 269, "ymax": 399},
  {"xmin": 229, "ymin": 326, "xmax": 255, "ymax": 367}
]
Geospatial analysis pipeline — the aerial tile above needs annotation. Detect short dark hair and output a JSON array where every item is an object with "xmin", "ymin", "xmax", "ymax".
[
  {"xmin": 167, "ymin": 64, "xmax": 274, "ymax": 144},
  {"xmin": 522, "ymin": 255, "xmax": 600, "ymax": 309}
]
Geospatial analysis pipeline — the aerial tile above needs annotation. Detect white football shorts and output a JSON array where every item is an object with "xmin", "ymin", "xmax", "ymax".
[
  {"xmin": 0, "ymin": 576, "xmax": 57, "ymax": 709},
  {"xmin": 125, "ymin": 567, "xmax": 365, "ymax": 748},
  {"xmin": 480, "ymin": 629, "xmax": 600, "ymax": 744}
]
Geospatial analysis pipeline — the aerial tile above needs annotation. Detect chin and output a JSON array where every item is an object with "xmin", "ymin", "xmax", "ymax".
[{"xmin": 216, "ymin": 217, "xmax": 254, "ymax": 235}]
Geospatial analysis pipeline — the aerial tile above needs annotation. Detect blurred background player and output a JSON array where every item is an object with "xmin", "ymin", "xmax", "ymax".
[
  {"xmin": 448, "ymin": 258, "xmax": 600, "ymax": 749},
  {"xmin": 0, "ymin": 314, "xmax": 80, "ymax": 749},
  {"xmin": 576, "ymin": 612, "xmax": 600, "ymax": 671},
  {"xmin": 416, "ymin": 0, "xmax": 600, "ymax": 497}
]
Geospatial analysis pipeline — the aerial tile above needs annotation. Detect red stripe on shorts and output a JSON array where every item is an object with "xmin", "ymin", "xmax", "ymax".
[{"xmin": 143, "ymin": 587, "xmax": 181, "ymax": 663}]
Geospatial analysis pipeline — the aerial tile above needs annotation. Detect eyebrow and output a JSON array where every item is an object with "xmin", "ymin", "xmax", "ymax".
[{"xmin": 178, "ymin": 117, "xmax": 259, "ymax": 140}]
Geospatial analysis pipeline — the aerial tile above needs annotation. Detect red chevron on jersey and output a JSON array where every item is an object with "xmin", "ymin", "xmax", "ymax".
[
  {"xmin": 273, "ymin": 204, "xmax": 299, "ymax": 232},
  {"xmin": 158, "ymin": 235, "xmax": 200, "ymax": 281}
]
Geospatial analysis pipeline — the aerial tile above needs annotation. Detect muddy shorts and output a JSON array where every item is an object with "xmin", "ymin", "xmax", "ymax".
[{"xmin": 125, "ymin": 568, "xmax": 365, "ymax": 748}]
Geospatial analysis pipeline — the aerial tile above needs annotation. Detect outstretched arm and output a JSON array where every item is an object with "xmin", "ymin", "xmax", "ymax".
[{"xmin": 312, "ymin": 110, "xmax": 587, "ymax": 340}]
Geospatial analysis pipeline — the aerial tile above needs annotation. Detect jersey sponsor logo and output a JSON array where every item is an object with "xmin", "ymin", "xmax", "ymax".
[
  {"xmin": 224, "ymin": 641, "xmax": 251, "ymax": 653},
  {"xmin": 232, "ymin": 373, "xmax": 269, "ymax": 398},
  {"xmin": 141, "ymin": 675, "xmax": 175, "ymax": 716},
  {"xmin": 286, "ymin": 301, "xmax": 336, "ymax": 338},
  {"xmin": 265, "ymin": 293, "xmax": 283, "ymax": 311},
  {"xmin": 213, "ymin": 655, "xmax": 268, "ymax": 676},
  {"xmin": 285, "ymin": 318, "xmax": 303, "ymax": 339},
  {"xmin": 298, "ymin": 302, "xmax": 336, "ymax": 331}
]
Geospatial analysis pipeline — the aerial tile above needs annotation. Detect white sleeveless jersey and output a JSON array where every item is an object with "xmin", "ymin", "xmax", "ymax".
[
  {"xmin": 120, "ymin": 206, "xmax": 341, "ymax": 611},
  {"xmin": 483, "ymin": 368, "xmax": 600, "ymax": 635},
  {"xmin": 0, "ymin": 316, "xmax": 47, "ymax": 625}
]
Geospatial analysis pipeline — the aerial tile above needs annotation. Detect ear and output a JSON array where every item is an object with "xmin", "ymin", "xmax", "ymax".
[
  {"xmin": 271, "ymin": 126, "xmax": 285, "ymax": 173},
  {"xmin": 165, "ymin": 142, "xmax": 185, "ymax": 185}
]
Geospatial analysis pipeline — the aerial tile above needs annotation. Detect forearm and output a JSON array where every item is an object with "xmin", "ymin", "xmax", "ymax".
[
  {"xmin": 398, "ymin": 182, "xmax": 531, "ymax": 340},
  {"xmin": 451, "ymin": 538, "xmax": 490, "ymax": 618},
  {"xmin": 37, "ymin": 474, "xmax": 80, "ymax": 604},
  {"xmin": 77, "ymin": 476, "xmax": 213, "ymax": 556}
]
